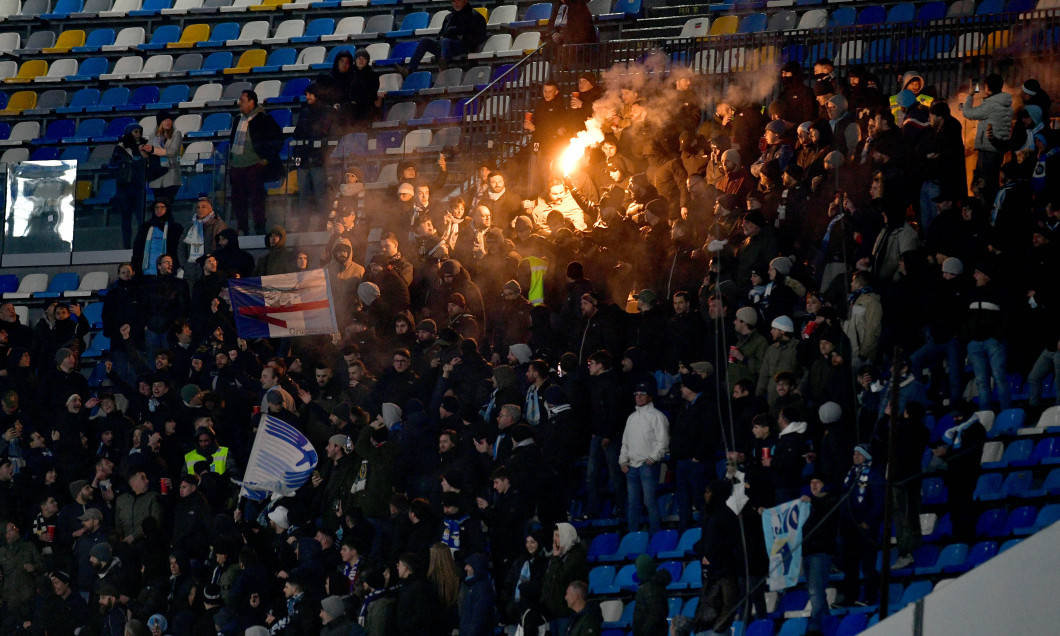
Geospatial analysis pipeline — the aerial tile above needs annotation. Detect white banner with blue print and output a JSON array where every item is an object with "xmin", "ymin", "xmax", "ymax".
[
  {"xmin": 762, "ymin": 499, "xmax": 811, "ymax": 591},
  {"xmin": 239, "ymin": 414, "xmax": 318, "ymax": 502}
]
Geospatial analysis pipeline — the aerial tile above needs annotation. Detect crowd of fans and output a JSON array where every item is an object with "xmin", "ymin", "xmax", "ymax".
[{"xmin": 0, "ymin": 47, "xmax": 1058, "ymax": 636}]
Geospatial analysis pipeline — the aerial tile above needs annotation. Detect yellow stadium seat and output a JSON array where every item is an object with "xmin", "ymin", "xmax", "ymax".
[
  {"xmin": 268, "ymin": 170, "xmax": 297, "ymax": 195},
  {"xmin": 43, "ymin": 29, "xmax": 85, "ymax": 53},
  {"xmin": 223, "ymin": 48, "xmax": 266, "ymax": 74},
  {"xmin": 168, "ymin": 24, "xmax": 210, "ymax": 48},
  {"xmin": 249, "ymin": 0, "xmax": 283, "ymax": 10},
  {"xmin": 0, "ymin": 90, "xmax": 36, "ymax": 113},
  {"xmin": 474, "ymin": 7, "xmax": 487, "ymax": 20},
  {"xmin": 709, "ymin": 16, "xmax": 738, "ymax": 35},
  {"xmin": 76, "ymin": 180, "xmax": 92, "ymax": 201},
  {"xmin": 980, "ymin": 29, "xmax": 1011, "ymax": 54},
  {"xmin": 5, "ymin": 59, "xmax": 47, "ymax": 83}
]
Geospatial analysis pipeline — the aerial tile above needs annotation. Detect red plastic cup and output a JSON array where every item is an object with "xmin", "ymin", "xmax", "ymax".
[
  {"xmin": 46, "ymin": 525, "xmax": 55, "ymax": 541},
  {"xmin": 160, "ymin": 478, "xmax": 171, "ymax": 495},
  {"xmin": 728, "ymin": 346, "xmax": 739, "ymax": 363},
  {"xmin": 762, "ymin": 448, "xmax": 772, "ymax": 460},
  {"xmin": 524, "ymin": 112, "xmax": 533, "ymax": 124}
]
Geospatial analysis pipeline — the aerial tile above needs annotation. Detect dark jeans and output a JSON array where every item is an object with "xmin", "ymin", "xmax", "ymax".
[
  {"xmin": 230, "ymin": 162, "xmax": 268, "ymax": 233},
  {"xmin": 804, "ymin": 553, "xmax": 832, "ymax": 632},
  {"xmin": 911, "ymin": 329, "xmax": 964, "ymax": 405},
  {"xmin": 409, "ymin": 37, "xmax": 465, "ymax": 72},
  {"xmin": 586, "ymin": 434, "xmax": 624, "ymax": 519},
  {"xmin": 838, "ymin": 521, "xmax": 879, "ymax": 604}
]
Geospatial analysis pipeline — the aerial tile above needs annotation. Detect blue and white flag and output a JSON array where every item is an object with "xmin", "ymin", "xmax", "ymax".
[
  {"xmin": 239, "ymin": 414, "xmax": 318, "ymax": 502},
  {"xmin": 762, "ymin": 499, "xmax": 811, "ymax": 591},
  {"xmin": 228, "ymin": 269, "xmax": 338, "ymax": 339}
]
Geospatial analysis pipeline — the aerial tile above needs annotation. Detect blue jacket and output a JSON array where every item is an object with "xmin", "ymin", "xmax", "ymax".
[{"xmin": 459, "ymin": 553, "xmax": 496, "ymax": 636}]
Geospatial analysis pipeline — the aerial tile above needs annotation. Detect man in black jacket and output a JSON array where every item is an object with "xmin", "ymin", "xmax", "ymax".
[
  {"xmin": 584, "ymin": 351, "xmax": 627, "ymax": 520},
  {"xmin": 229, "ymin": 90, "xmax": 284, "ymax": 235},
  {"xmin": 673, "ymin": 373, "xmax": 717, "ymax": 530},
  {"xmin": 801, "ymin": 475, "xmax": 838, "ymax": 634},
  {"xmin": 405, "ymin": 0, "xmax": 487, "ymax": 73}
]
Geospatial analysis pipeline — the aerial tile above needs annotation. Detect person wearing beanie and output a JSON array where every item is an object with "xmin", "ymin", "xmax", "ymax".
[
  {"xmin": 350, "ymin": 412, "xmax": 398, "ymax": 521},
  {"xmin": 446, "ymin": 291, "xmax": 480, "ymax": 342},
  {"xmin": 761, "ymin": 256, "xmax": 800, "ymax": 328},
  {"xmin": 732, "ymin": 204, "xmax": 779, "ymax": 299},
  {"xmin": 717, "ymin": 147, "xmax": 752, "ymax": 207},
  {"xmin": 825, "ymin": 93, "xmax": 860, "ymax": 160},
  {"xmin": 777, "ymin": 61, "xmax": 817, "ymax": 125},
  {"xmin": 801, "ymin": 473, "xmax": 840, "ymax": 632},
  {"xmin": 757, "ymin": 315, "xmax": 800, "ymax": 407},
  {"xmin": 490, "ymin": 279, "xmax": 532, "ymax": 367},
  {"xmin": 751, "ymin": 119, "xmax": 794, "ymax": 180},
  {"xmin": 671, "ymin": 371, "xmax": 714, "ymax": 530},
  {"xmin": 631, "ymin": 553, "xmax": 671, "ymax": 635},
  {"xmin": 729, "ymin": 305, "xmax": 768, "ymax": 392},
  {"xmin": 320, "ymin": 594, "xmax": 354, "ymax": 635},
  {"xmin": 800, "ymin": 326, "xmax": 853, "ymax": 414},
  {"xmin": 836, "ymin": 441, "xmax": 885, "ymax": 607}
]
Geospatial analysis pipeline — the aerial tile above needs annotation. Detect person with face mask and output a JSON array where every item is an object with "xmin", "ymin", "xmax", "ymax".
[{"xmin": 108, "ymin": 122, "xmax": 150, "ymax": 248}]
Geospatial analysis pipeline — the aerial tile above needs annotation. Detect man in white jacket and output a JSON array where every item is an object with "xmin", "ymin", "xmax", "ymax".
[{"xmin": 620, "ymin": 381, "xmax": 670, "ymax": 533}]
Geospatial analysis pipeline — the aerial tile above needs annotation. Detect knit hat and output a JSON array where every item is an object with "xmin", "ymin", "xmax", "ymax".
[
  {"xmin": 180, "ymin": 384, "xmax": 200, "ymax": 404},
  {"xmin": 1022, "ymin": 78, "xmax": 1042, "ymax": 96},
  {"xmin": 55, "ymin": 348, "xmax": 73, "ymax": 366},
  {"xmin": 268, "ymin": 506, "xmax": 290, "ymax": 530},
  {"xmin": 440, "ymin": 491, "xmax": 462, "ymax": 509},
  {"xmin": 364, "ymin": 569, "xmax": 387, "ymax": 590},
  {"xmin": 265, "ymin": 389, "xmax": 285, "ymax": 406},
  {"xmin": 634, "ymin": 289, "xmax": 657, "ymax": 304},
  {"xmin": 69, "ymin": 479, "xmax": 89, "ymax": 500},
  {"xmin": 735, "ymin": 306, "xmax": 758, "ymax": 326},
  {"xmin": 245, "ymin": 628, "xmax": 269, "ymax": 636},
  {"xmin": 566, "ymin": 261, "xmax": 584, "ymax": 279},
  {"xmin": 975, "ymin": 261, "xmax": 998, "ymax": 280},
  {"xmin": 721, "ymin": 148, "xmax": 740, "ymax": 166},
  {"xmin": 771, "ymin": 316, "xmax": 794, "ymax": 333},
  {"xmin": 819, "ymin": 327, "xmax": 843, "ymax": 344},
  {"xmin": 784, "ymin": 164, "xmax": 805, "ymax": 181},
  {"xmin": 797, "ymin": 121, "xmax": 813, "ymax": 133},
  {"xmin": 439, "ymin": 259, "xmax": 461, "ymax": 276},
  {"xmin": 765, "ymin": 119, "xmax": 787, "ymax": 135},
  {"xmin": 321, "ymin": 595, "xmax": 346, "ymax": 618},
  {"xmin": 415, "ymin": 319, "xmax": 437, "ymax": 335},
  {"xmin": 633, "ymin": 380, "xmax": 656, "ymax": 396},
  {"xmin": 90, "ymin": 542, "xmax": 112, "ymax": 562},
  {"xmin": 357, "ymin": 282, "xmax": 381, "ymax": 306},
  {"xmin": 492, "ymin": 365, "xmax": 516, "ymax": 389},
  {"xmin": 397, "ymin": 182, "xmax": 414, "ymax": 196},
  {"xmin": 147, "ymin": 615, "xmax": 168, "ymax": 631},
  {"xmin": 79, "ymin": 507, "xmax": 103, "ymax": 522},
  {"xmin": 680, "ymin": 373, "xmax": 705, "ymax": 394},
  {"xmin": 769, "ymin": 256, "xmax": 792, "ymax": 276},
  {"xmin": 761, "ymin": 159, "xmax": 781, "ymax": 183},
  {"xmin": 854, "ymin": 444, "xmax": 873, "ymax": 461},
  {"xmin": 440, "ymin": 395, "xmax": 460, "ymax": 414},
  {"xmin": 203, "ymin": 583, "xmax": 222, "ymax": 602},
  {"xmin": 941, "ymin": 257, "xmax": 964, "ymax": 276},
  {"xmin": 354, "ymin": 47, "xmax": 370, "ymax": 62},
  {"xmin": 543, "ymin": 385, "xmax": 569, "ymax": 406},
  {"xmin": 448, "ymin": 293, "xmax": 466, "ymax": 308},
  {"xmin": 502, "ymin": 280, "xmax": 522, "ymax": 295},
  {"xmin": 509, "ymin": 343, "xmax": 533, "ymax": 365},
  {"xmin": 328, "ymin": 434, "xmax": 349, "ymax": 449},
  {"xmin": 818, "ymin": 402, "xmax": 842, "ymax": 424},
  {"xmin": 743, "ymin": 209, "xmax": 767, "ymax": 229},
  {"xmin": 331, "ymin": 402, "xmax": 351, "ymax": 421},
  {"xmin": 895, "ymin": 89, "xmax": 917, "ymax": 109},
  {"xmin": 513, "ymin": 215, "xmax": 533, "ymax": 232},
  {"xmin": 690, "ymin": 361, "xmax": 715, "ymax": 377}
]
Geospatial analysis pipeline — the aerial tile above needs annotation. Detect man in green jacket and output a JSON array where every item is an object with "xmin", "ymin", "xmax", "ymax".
[
  {"xmin": 564, "ymin": 580, "xmax": 602, "ymax": 636},
  {"xmin": 0, "ymin": 519, "xmax": 42, "ymax": 630},
  {"xmin": 115, "ymin": 471, "xmax": 162, "ymax": 546},
  {"xmin": 541, "ymin": 522, "xmax": 589, "ymax": 635},
  {"xmin": 758, "ymin": 316, "xmax": 801, "ymax": 406},
  {"xmin": 728, "ymin": 307, "xmax": 768, "ymax": 391},
  {"xmin": 351, "ymin": 420, "xmax": 398, "ymax": 521}
]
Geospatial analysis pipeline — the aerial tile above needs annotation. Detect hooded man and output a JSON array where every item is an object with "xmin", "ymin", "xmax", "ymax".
[
  {"xmin": 540, "ymin": 523, "xmax": 588, "ymax": 635},
  {"xmin": 255, "ymin": 225, "xmax": 294, "ymax": 276},
  {"xmin": 327, "ymin": 237, "xmax": 366, "ymax": 327}
]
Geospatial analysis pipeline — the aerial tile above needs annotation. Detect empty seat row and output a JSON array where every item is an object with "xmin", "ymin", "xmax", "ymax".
[{"xmin": 0, "ymin": 271, "xmax": 109, "ymax": 300}]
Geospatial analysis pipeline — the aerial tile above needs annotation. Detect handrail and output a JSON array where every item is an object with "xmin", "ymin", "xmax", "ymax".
[{"xmin": 467, "ymin": 39, "xmax": 551, "ymax": 106}]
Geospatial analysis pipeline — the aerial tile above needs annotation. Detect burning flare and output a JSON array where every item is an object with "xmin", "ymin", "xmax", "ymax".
[{"xmin": 559, "ymin": 119, "xmax": 605, "ymax": 175}]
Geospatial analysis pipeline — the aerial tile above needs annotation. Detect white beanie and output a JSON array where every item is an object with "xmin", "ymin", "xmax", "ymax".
[
  {"xmin": 771, "ymin": 316, "xmax": 794, "ymax": 333},
  {"xmin": 267, "ymin": 506, "xmax": 290, "ymax": 530}
]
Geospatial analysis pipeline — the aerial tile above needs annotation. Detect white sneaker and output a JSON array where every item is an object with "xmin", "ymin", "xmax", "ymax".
[{"xmin": 893, "ymin": 554, "xmax": 915, "ymax": 569}]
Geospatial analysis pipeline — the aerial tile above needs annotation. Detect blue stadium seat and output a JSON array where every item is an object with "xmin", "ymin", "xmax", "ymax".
[
  {"xmin": 1003, "ymin": 505, "xmax": 1039, "ymax": 535},
  {"xmin": 803, "ymin": 43, "xmax": 834, "ymax": 66},
  {"xmin": 1004, "ymin": 0, "xmax": 1034, "ymax": 11},
  {"xmin": 777, "ymin": 617, "xmax": 807, "ymax": 636},
  {"xmin": 658, "ymin": 561, "xmax": 684, "ymax": 589},
  {"xmin": 56, "ymin": 88, "xmax": 101, "ymax": 114},
  {"xmin": 922, "ymin": 476, "xmax": 948, "ymax": 504},
  {"xmin": 378, "ymin": 40, "xmax": 418, "ymax": 66},
  {"xmin": 829, "ymin": 7, "xmax": 856, "ymax": 26},
  {"xmin": 266, "ymin": 78, "xmax": 309, "ymax": 105},
  {"xmin": 291, "ymin": 18, "xmax": 335, "ymax": 43},
  {"xmin": 586, "ymin": 532, "xmax": 619, "ymax": 562},
  {"xmin": 83, "ymin": 333, "xmax": 110, "ymax": 358},
  {"xmin": 646, "ymin": 529, "xmax": 678, "ymax": 557},
  {"xmin": 658, "ymin": 526, "xmax": 700, "ymax": 559},
  {"xmin": 36, "ymin": 272, "xmax": 79, "ymax": 297},
  {"xmin": 886, "ymin": 3, "xmax": 915, "ymax": 23},
  {"xmin": 1022, "ymin": 467, "xmax": 1060, "ymax": 498},
  {"xmin": 917, "ymin": 543, "xmax": 966, "ymax": 574},
  {"xmin": 892, "ymin": 580, "xmax": 932, "ymax": 611},
  {"xmin": 588, "ymin": 565, "xmax": 616, "ymax": 594},
  {"xmin": 83, "ymin": 301, "xmax": 104, "ymax": 329},
  {"xmin": 974, "ymin": 473, "xmax": 1004, "ymax": 501},
  {"xmin": 739, "ymin": 12, "xmax": 768, "ymax": 33},
  {"xmin": 186, "ymin": 112, "xmax": 231, "ymax": 138},
  {"xmin": 917, "ymin": 1, "xmax": 947, "ymax": 21},
  {"xmin": 600, "ymin": 531, "xmax": 648, "ymax": 562},
  {"xmin": 157, "ymin": 84, "xmax": 190, "ymax": 109},
  {"xmin": 773, "ymin": 589, "xmax": 808, "ymax": 618},
  {"xmin": 256, "ymin": 48, "xmax": 297, "ymax": 73},
  {"xmin": 389, "ymin": 71, "xmax": 432, "ymax": 98},
  {"xmin": 67, "ymin": 57, "xmax": 108, "ymax": 81},
  {"xmin": 963, "ymin": 541, "xmax": 999, "ymax": 570},
  {"xmin": 122, "ymin": 85, "xmax": 160, "ymax": 111},
  {"xmin": 141, "ymin": 24, "xmax": 181, "ymax": 49},
  {"xmin": 746, "ymin": 619, "xmax": 775, "ymax": 636},
  {"xmin": 1013, "ymin": 503, "xmax": 1060, "ymax": 535},
  {"xmin": 60, "ymin": 146, "xmax": 90, "ymax": 163},
  {"xmin": 893, "ymin": 544, "xmax": 939, "ymax": 577},
  {"xmin": 30, "ymin": 148, "xmax": 61, "ymax": 161},
  {"xmin": 923, "ymin": 34, "xmax": 955, "ymax": 58},
  {"xmin": 331, "ymin": 132, "xmax": 367, "ymax": 160},
  {"xmin": 73, "ymin": 28, "xmax": 115, "ymax": 52},
  {"xmin": 190, "ymin": 51, "xmax": 234, "ymax": 77},
  {"xmin": 176, "ymin": 173, "xmax": 213, "ymax": 200},
  {"xmin": 199, "ymin": 22, "xmax": 240, "ymax": 47},
  {"xmin": 857, "ymin": 5, "xmax": 886, "ymax": 25},
  {"xmin": 94, "ymin": 116, "xmax": 136, "ymax": 142},
  {"xmin": 0, "ymin": 275, "xmax": 17, "ymax": 295},
  {"xmin": 983, "ymin": 439, "xmax": 1033, "ymax": 469},
  {"xmin": 85, "ymin": 87, "xmax": 130, "ymax": 113},
  {"xmin": 408, "ymin": 98, "xmax": 453, "ymax": 126},
  {"xmin": 387, "ymin": 11, "xmax": 428, "ymax": 38},
  {"xmin": 976, "ymin": 0, "xmax": 1003, "ymax": 14},
  {"xmin": 1001, "ymin": 471, "xmax": 1035, "ymax": 498},
  {"xmin": 975, "ymin": 508, "xmax": 1008, "ymax": 537},
  {"xmin": 270, "ymin": 108, "xmax": 292, "ymax": 129},
  {"xmin": 604, "ymin": 563, "xmax": 637, "ymax": 594},
  {"xmin": 130, "ymin": 0, "xmax": 173, "ymax": 16},
  {"xmin": 43, "ymin": 0, "xmax": 83, "ymax": 19},
  {"xmin": 511, "ymin": 3, "xmax": 552, "ymax": 28},
  {"xmin": 33, "ymin": 120, "xmax": 76, "ymax": 144},
  {"xmin": 999, "ymin": 538, "xmax": 1022, "ymax": 553},
  {"xmin": 990, "ymin": 408, "xmax": 1026, "ymax": 438},
  {"xmin": 84, "ymin": 179, "xmax": 117, "ymax": 205},
  {"xmin": 674, "ymin": 560, "xmax": 701, "ymax": 590},
  {"xmin": 600, "ymin": 0, "xmax": 642, "ymax": 20},
  {"xmin": 834, "ymin": 614, "xmax": 868, "ymax": 636}
]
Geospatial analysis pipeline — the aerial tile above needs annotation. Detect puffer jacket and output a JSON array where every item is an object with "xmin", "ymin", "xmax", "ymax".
[{"xmin": 962, "ymin": 90, "xmax": 1012, "ymax": 152}]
